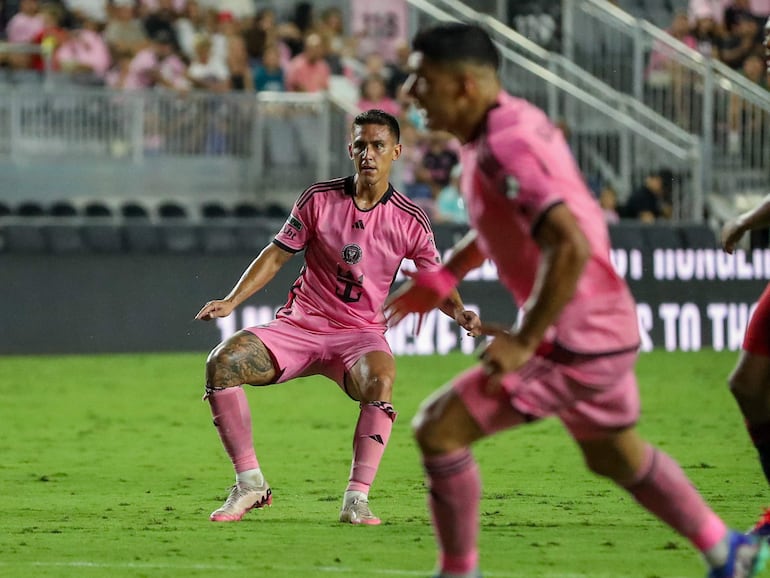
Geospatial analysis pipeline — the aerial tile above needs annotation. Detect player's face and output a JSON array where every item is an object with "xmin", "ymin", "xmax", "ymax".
[
  {"xmin": 403, "ymin": 51, "xmax": 463, "ymax": 133},
  {"xmin": 348, "ymin": 123, "xmax": 401, "ymax": 187}
]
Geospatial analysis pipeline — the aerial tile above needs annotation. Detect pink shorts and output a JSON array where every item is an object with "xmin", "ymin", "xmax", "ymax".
[
  {"xmin": 454, "ymin": 347, "xmax": 640, "ymax": 440},
  {"xmin": 245, "ymin": 317, "xmax": 392, "ymax": 392}
]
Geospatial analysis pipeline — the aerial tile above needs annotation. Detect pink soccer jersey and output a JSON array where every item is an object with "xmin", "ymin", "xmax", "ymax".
[
  {"xmin": 273, "ymin": 176, "xmax": 442, "ymax": 331},
  {"xmin": 460, "ymin": 91, "xmax": 640, "ymax": 354}
]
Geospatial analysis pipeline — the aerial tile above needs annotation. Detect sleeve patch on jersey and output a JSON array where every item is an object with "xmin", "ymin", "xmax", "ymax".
[
  {"xmin": 505, "ymin": 175, "xmax": 520, "ymax": 199},
  {"xmin": 288, "ymin": 215, "xmax": 303, "ymax": 231}
]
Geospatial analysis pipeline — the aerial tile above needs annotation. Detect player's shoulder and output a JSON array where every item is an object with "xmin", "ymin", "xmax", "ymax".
[
  {"xmin": 387, "ymin": 189, "xmax": 433, "ymax": 235},
  {"xmin": 295, "ymin": 176, "xmax": 350, "ymax": 210}
]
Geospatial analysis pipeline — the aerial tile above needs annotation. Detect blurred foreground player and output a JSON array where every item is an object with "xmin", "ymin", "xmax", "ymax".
[
  {"xmin": 196, "ymin": 109, "xmax": 481, "ymax": 525},
  {"xmin": 385, "ymin": 22, "xmax": 768, "ymax": 578}
]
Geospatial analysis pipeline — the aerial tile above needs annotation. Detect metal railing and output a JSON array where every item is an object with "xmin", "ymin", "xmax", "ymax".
[
  {"xmin": 0, "ymin": 85, "xmax": 356, "ymax": 205},
  {"xmin": 406, "ymin": 0, "xmax": 704, "ymax": 219},
  {"xmin": 562, "ymin": 0, "xmax": 770, "ymax": 201}
]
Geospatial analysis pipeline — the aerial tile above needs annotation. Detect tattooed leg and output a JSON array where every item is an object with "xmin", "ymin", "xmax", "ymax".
[{"xmin": 205, "ymin": 330, "xmax": 277, "ymax": 392}]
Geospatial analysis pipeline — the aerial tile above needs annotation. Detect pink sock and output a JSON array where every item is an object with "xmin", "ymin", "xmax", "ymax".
[
  {"xmin": 208, "ymin": 387, "xmax": 259, "ymax": 473},
  {"xmin": 347, "ymin": 402, "xmax": 396, "ymax": 493},
  {"xmin": 624, "ymin": 445, "xmax": 727, "ymax": 551},
  {"xmin": 423, "ymin": 449, "xmax": 480, "ymax": 575}
]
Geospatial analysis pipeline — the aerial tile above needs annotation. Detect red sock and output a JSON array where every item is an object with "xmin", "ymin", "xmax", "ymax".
[
  {"xmin": 423, "ymin": 449, "xmax": 480, "ymax": 575},
  {"xmin": 346, "ymin": 402, "xmax": 396, "ymax": 493},
  {"xmin": 624, "ymin": 445, "xmax": 727, "ymax": 551},
  {"xmin": 208, "ymin": 387, "xmax": 259, "ymax": 473}
]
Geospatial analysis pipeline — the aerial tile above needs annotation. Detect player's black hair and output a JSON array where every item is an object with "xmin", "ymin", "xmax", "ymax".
[
  {"xmin": 352, "ymin": 109, "xmax": 401, "ymax": 143},
  {"xmin": 412, "ymin": 22, "xmax": 500, "ymax": 70}
]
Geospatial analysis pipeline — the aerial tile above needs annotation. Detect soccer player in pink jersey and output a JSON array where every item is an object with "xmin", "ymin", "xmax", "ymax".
[
  {"xmin": 195, "ymin": 109, "xmax": 481, "ymax": 525},
  {"xmin": 720, "ymin": 17, "xmax": 770, "ymax": 537},
  {"xmin": 384, "ymin": 22, "xmax": 768, "ymax": 578}
]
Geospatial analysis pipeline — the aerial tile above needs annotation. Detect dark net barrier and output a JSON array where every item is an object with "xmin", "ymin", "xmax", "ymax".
[{"xmin": 1, "ymin": 221, "xmax": 766, "ymax": 355}]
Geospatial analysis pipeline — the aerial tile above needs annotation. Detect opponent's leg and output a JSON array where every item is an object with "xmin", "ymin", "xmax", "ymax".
[
  {"xmin": 729, "ymin": 284, "xmax": 770, "ymax": 533},
  {"xmin": 413, "ymin": 383, "xmax": 490, "ymax": 578},
  {"xmin": 205, "ymin": 330, "xmax": 277, "ymax": 522},
  {"xmin": 579, "ymin": 428, "xmax": 768, "ymax": 577},
  {"xmin": 340, "ymin": 351, "xmax": 396, "ymax": 525}
]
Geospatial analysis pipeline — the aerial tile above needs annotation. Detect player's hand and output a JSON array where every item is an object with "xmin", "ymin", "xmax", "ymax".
[
  {"xmin": 456, "ymin": 310, "xmax": 482, "ymax": 337},
  {"xmin": 721, "ymin": 218, "xmax": 746, "ymax": 254},
  {"xmin": 384, "ymin": 269, "xmax": 457, "ymax": 327},
  {"xmin": 478, "ymin": 324, "xmax": 537, "ymax": 395},
  {"xmin": 195, "ymin": 299, "xmax": 235, "ymax": 321}
]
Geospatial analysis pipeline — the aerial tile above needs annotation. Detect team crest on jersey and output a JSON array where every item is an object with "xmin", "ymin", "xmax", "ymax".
[
  {"xmin": 505, "ymin": 176, "xmax": 520, "ymax": 199},
  {"xmin": 342, "ymin": 244, "xmax": 362, "ymax": 265}
]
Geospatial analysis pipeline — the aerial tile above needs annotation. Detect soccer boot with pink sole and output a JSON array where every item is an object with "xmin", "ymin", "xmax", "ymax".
[
  {"xmin": 707, "ymin": 530, "xmax": 768, "ymax": 578},
  {"xmin": 209, "ymin": 480, "xmax": 272, "ymax": 522},
  {"xmin": 749, "ymin": 508, "xmax": 770, "ymax": 538},
  {"xmin": 339, "ymin": 497, "xmax": 381, "ymax": 525}
]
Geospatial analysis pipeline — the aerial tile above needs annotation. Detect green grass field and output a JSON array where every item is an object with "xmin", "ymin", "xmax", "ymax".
[{"xmin": 0, "ymin": 350, "xmax": 766, "ymax": 578}]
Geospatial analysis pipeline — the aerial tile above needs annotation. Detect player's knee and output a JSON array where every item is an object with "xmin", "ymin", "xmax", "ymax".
[
  {"xmin": 205, "ymin": 346, "xmax": 243, "ymax": 389},
  {"xmin": 412, "ymin": 404, "xmax": 452, "ymax": 454},
  {"xmin": 358, "ymin": 375, "xmax": 394, "ymax": 403}
]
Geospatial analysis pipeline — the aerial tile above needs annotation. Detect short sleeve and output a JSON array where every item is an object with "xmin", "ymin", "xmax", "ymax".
[
  {"xmin": 273, "ymin": 194, "xmax": 314, "ymax": 253},
  {"xmin": 409, "ymin": 224, "xmax": 442, "ymax": 273}
]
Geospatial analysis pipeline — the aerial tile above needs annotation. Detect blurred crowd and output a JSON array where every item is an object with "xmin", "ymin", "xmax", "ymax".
[{"xmin": 0, "ymin": 0, "xmax": 468, "ymax": 224}]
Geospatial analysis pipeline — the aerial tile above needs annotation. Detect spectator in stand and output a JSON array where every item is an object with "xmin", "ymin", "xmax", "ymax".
[
  {"xmin": 104, "ymin": 0, "xmax": 148, "ymax": 59},
  {"xmin": 386, "ymin": 40, "xmax": 411, "ymax": 100},
  {"xmin": 186, "ymin": 34, "xmax": 229, "ymax": 92},
  {"xmin": 63, "ymin": 0, "xmax": 108, "ymax": 26},
  {"xmin": 622, "ymin": 171, "xmax": 673, "ymax": 222},
  {"xmin": 418, "ymin": 131, "xmax": 460, "ymax": 201},
  {"xmin": 689, "ymin": 0, "xmax": 731, "ymax": 25},
  {"xmin": 692, "ymin": 12, "xmax": 722, "ymax": 58},
  {"xmin": 5, "ymin": 0, "xmax": 45, "ymax": 69},
  {"xmin": 599, "ymin": 185, "xmax": 621, "ymax": 225},
  {"xmin": 394, "ymin": 119, "xmax": 431, "ymax": 204},
  {"xmin": 252, "ymin": 42, "xmax": 284, "ymax": 92},
  {"xmin": 285, "ymin": 32, "xmax": 329, "ymax": 93},
  {"xmin": 358, "ymin": 75, "xmax": 401, "ymax": 117},
  {"xmin": 124, "ymin": 28, "xmax": 188, "ymax": 90},
  {"xmin": 316, "ymin": 6, "xmax": 350, "ymax": 75},
  {"xmin": 175, "ymin": 0, "xmax": 209, "ymax": 62},
  {"xmin": 214, "ymin": 11, "xmax": 252, "ymax": 91},
  {"xmin": 728, "ymin": 52, "xmax": 768, "ymax": 153},
  {"xmin": 142, "ymin": 0, "xmax": 180, "ymax": 51},
  {"xmin": 434, "ymin": 163, "xmax": 468, "ymax": 225},
  {"xmin": 56, "ymin": 14, "xmax": 111, "ymax": 84},
  {"xmin": 647, "ymin": 11, "xmax": 698, "ymax": 129},
  {"xmin": 720, "ymin": 7, "xmax": 762, "ymax": 68},
  {"xmin": 30, "ymin": 3, "xmax": 69, "ymax": 72}
]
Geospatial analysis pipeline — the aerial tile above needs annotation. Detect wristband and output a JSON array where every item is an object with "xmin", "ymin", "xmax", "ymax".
[{"xmin": 412, "ymin": 267, "xmax": 459, "ymax": 301}]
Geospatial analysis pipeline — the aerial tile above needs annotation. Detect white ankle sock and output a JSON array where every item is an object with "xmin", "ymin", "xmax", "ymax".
[
  {"xmin": 343, "ymin": 490, "xmax": 367, "ymax": 505},
  {"xmin": 236, "ymin": 468, "xmax": 264, "ymax": 487},
  {"xmin": 703, "ymin": 535, "xmax": 729, "ymax": 568}
]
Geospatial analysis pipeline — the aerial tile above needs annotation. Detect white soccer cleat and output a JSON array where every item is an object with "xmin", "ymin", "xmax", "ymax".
[
  {"xmin": 339, "ymin": 497, "xmax": 381, "ymax": 525},
  {"xmin": 209, "ymin": 481, "xmax": 272, "ymax": 522}
]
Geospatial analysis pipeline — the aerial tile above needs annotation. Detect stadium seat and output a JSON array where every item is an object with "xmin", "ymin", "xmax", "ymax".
[
  {"xmin": 233, "ymin": 202, "xmax": 263, "ymax": 218},
  {"xmin": 50, "ymin": 201, "xmax": 78, "ymax": 217},
  {"xmin": 0, "ymin": 202, "xmax": 10, "ymax": 218},
  {"xmin": 641, "ymin": 223, "xmax": 682, "ymax": 249},
  {"xmin": 84, "ymin": 202, "xmax": 113, "ymax": 218},
  {"xmin": 0, "ymin": 224, "xmax": 47, "ymax": 252},
  {"xmin": 158, "ymin": 201, "xmax": 188, "ymax": 220},
  {"xmin": 121, "ymin": 202, "xmax": 151, "ymax": 220},
  {"xmin": 81, "ymin": 224, "xmax": 124, "ymax": 253},
  {"xmin": 16, "ymin": 201, "xmax": 45, "ymax": 217},
  {"xmin": 264, "ymin": 203, "xmax": 289, "ymax": 219},
  {"xmin": 124, "ymin": 222, "xmax": 162, "ymax": 253},
  {"xmin": 201, "ymin": 202, "xmax": 230, "ymax": 219},
  {"xmin": 43, "ymin": 224, "xmax": 87, "ymax": 253}
]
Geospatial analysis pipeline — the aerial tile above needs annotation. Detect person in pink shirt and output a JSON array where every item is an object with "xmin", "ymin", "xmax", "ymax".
[
  {"xmin": 6, "ymin": 0, "xmax": 44, "ymax": 44},
  {"xmin": 284, "ymin": 32, "xmax": 330, "ymax": 92},
  {"xmin": 357, "ymin": 74, "xmax": 401, "ymax": 117},
  {"xmin": 56, "ymin": 16, "xmax": 112, "ymax": 82},
  {"xmin": 195, "ymin": 109, "xmax": 481, "ymax": 525},
  {"xmin": 385, "ymin": 22, "xmax": 767, "ymax": 578}
]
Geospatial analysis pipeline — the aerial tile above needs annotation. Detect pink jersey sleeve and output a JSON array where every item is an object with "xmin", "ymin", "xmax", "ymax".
[
  {"xmin": 408, "ymin": 222, "xmax": 442, "ymax": 273},
  {"xmin": 274, "ymin": 196, "xmax": 315, "ymax": 252}
]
